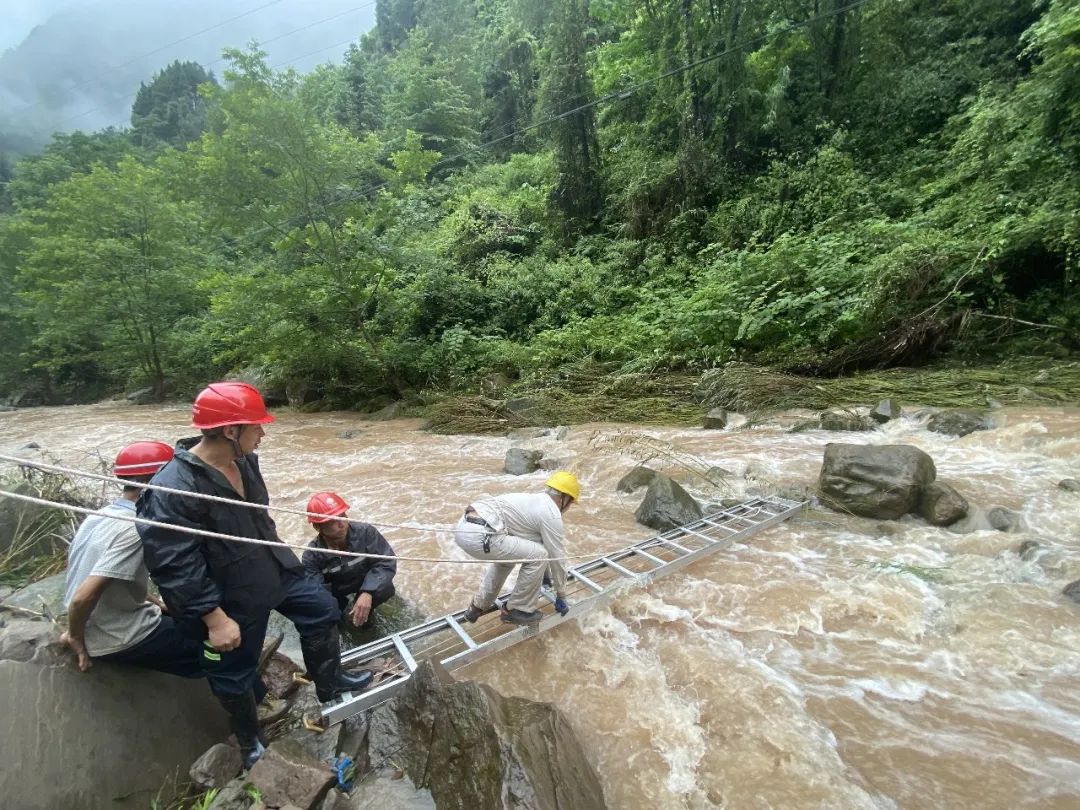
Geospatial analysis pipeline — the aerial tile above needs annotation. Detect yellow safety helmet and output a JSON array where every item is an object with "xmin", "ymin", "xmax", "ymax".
[{"xmin": 545, "ymin": 471, "xmax": 580, "ymax": 502}]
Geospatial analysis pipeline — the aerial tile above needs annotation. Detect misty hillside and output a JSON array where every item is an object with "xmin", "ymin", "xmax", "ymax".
[{"xmin": 0, "ymin": 0, "xmax": 376, "ymax": 155}]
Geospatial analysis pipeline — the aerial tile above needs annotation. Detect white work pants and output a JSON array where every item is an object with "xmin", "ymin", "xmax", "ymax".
[{"xmin": 453, "ymin": 516, "xmax": 547, "ymax": 613}]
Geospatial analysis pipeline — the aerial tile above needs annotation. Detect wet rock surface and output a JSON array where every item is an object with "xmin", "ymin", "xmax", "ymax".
[
  {"xmin": 818, "ymin": 443, "xmax": 936, "ymax": 519},
  {"xmin": 1057, "ymin": 479, "xmax": 1080, "ymax": 493},
  {"xmin": 367, "ymin": 660, "xmax": 605, "ymax": 810},
  {"xmin": 504, "ymin": 447, "xmax": 544, "ymax": 475},
  {"xmin": 926, "ymin": 409, "xmax": 991, "ymax": 437},
  {"xmin": 819, "ymin": 410, "xmax": 878, "ymax": 432},
  {"xmin": 1063, "ymin": 580, "xmax": 1080, "ymax": 604},
  {"xmin": 0, "ymin": 617, "xmax": 229, "ymax": 809},
  {"xmin": 870, "ymin": 399, "xmax": 902, "ymax": 423},
  {"xmin": 703, "ymin": 407, "xmax": 729, "ymax": 429},
  {"xmin": 615, "ymin": 465, "xmax": 658, "ymax": 494},
  {"xmin": 190, "ymin": 743, "xmax": 243, "ymax": 791},
  {"xmin": 634, "ymin": 474, "xmax": 703, "ymax": 531},
  {"xmin": 249, "ymin": 738, "xmax": 335, "ymax": 810},
  {"xmin": 4, "ymin": 572, "xmax": 68, "ymax": 618},
  {"xmin": 987, "ymin": 507, "xmax": 1023, "ymax": 533},
  {"xmin": 918, "ymin": 482, "xmax": 969, "ymax": 527}
]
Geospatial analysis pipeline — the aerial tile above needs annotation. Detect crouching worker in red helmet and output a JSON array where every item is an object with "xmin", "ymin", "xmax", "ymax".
[
  {"xmin": 302, "ymin": 492, "xmax": 397, "ymax": 628},
  {"xmin": 136, "ymin": 382, "xmax": 373, "ymax": 769},
  {"xmin": 61, "ymin": 442, "xmax": 204, "ymax": 677}
]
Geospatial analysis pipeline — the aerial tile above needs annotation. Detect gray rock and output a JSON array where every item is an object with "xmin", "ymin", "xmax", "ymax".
[
  {"xmin": 1063, "ymin": 580, "xmax": 1080, "ymax": 604},
  {"xmin": 616, "ymin": 466, "xmax": 658, "ymax": 494},
  {"xmin": 267, "ymin": 610, "xmax": 304, "ymax": 667},
  {"xmin": 365, "ymin": 402, "xmax": 404, "ymax": 421},
  {"xmin": 818, "ymin": 443, "xmax": 937, "ymax": 519},
  {"xmin": 1058, "ymin": 479, "xmax": 1080, "ymax": 493},
  {"xmin": 554, "ymin": 426, "xmax": 570, "ymax": 440},
  {"xmin": 537, "ymin": 457, "xmax": 567, "ymax": 472},
  {"xmin": 819, "ymin": 411, "xmax": 877, "ymax": 432},
  {"xmin": 125, "ymin": 387, "xmax": 156, "ymax": 405},
  {"xmin": 788, "ymin": 417, "xmax": 822, "ymax": 433},
  {"xmin": 336, "ymin": 430, "xmax": 362, "ymax": 440},
  {"xmin": 328, "ymin": 770, "xmax": 435, "ymax": 809},
  {"xmin": 926, "ymin": 409, "xmax": 991, "ymax": 437},
  {"xmin": 249, "ymin": 738, "xmax": 336, "ymax": 810},
  {"xmin": 504, "ymin": 448, "xmax": 544, "ymax": 475},
  {"xmin": 987, "ymin": 507, "xmax": 1023, "ymax": 533},
  {"xmin": 870, "ymin": 399, "xmax": 902, "ymax": 423},
  {"xmin": 634, "ymin": 475, "xmax": 703, "ymax": 531},
  {"xmin": 190, "ymin": 743, "xmax": 243, "ymax": 791},
  {"xmin": 281, "ymin": 722, "xmax": 343, "ymax": 766},
  {"xmin": 369, "ymin": 660, "xmax": 605, "ymax": 810},
  {"xmin": 703, "ymin": 408, "xmax": 728, "ymax": 429},
  {"xmin": 1017, "ymin": 540, "xmax": 1041, "ymax": 560},
  {"xmin": 5, "ymin": 573, "xmax": 68, "ymax": 619},
  {"xmin": 0, "ymin": 618, "xmax": 230, "ymax": 809},
  {"xmin": 507, "ymin": 427, "xmax": 552, "ymax": 440},
  {"xmin": 918, "ymin": 482, "xmax": 969, "ymax": 527},
  {"xmin": 705, "ymin": 466, "xmax": 734, "ymax": 485}
]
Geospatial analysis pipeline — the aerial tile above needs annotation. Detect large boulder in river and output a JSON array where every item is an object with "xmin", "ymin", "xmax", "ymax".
[
  {"xmin": 368, "ymin": 660, "xmax": 605, "ymax": 810},
  {"xmin": 819, "ymin": 410, "xmax": 878, "ymax": 432},
  {"xmin": 703, "ymin": 408, "xmax": 729, "ymax": 429},
  {"xmin": 918, "ymin": 482, "xmax": 969, "ymax": 526},
  {"xmin": 818, "ymin": 443, "xmax": 936, "ymax": 519},
  {"xmin": 505, "ymin": 447, "xmax": 544, "ymax": 475},
  {"xmin": 635, "ymin": 474, "xmax": 703, "ymax": 531},
  {"xmin": 926, "ymin": 409, "xmax": 991, "ymax": 437},
  {"xmin": 616, "ymin": 465, "xmax": 659, "ymax": 494},
  {"xmin": 0, "ymin": 617, "xmax": 229, "ymax": 809}
]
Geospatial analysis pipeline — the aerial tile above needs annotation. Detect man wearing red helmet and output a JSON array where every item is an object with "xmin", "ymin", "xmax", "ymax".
[
  {"xmin": 61, "ymin": 442, "xmax": 203, "ymax": 676},
  {"xmin": 302, "ymin": 491, "xmax": 397, "ymax": 627},
  {"xmin": 137, "ymin": 381, "xmax": 372, "ymax": 769}
]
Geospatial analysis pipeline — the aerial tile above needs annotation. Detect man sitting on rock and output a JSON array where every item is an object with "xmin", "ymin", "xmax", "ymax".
[
  {"xmin": 302, "ymin": 491, "xmax": 397, "ymax": 627},
  {"xmin": 453, "ymin": 471, "xmax": 578, "ymax": 625},
  {"xmin": 61, "ymin": 441, "xmax": 203, "ymax": 676}
]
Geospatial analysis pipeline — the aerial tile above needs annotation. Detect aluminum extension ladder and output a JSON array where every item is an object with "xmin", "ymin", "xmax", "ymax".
[{"xmin": 321, "ymin": 495, "xmax": 805, "ymax": 726}]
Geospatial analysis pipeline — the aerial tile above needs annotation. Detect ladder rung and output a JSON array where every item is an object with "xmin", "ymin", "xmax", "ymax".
[
  {"xmin": 674, "ymin": 526, "xmax": 720, "ymax": 546},
  {"xmin": 446, "ymin": 614, "xmax": 478, "ymax": 649},
  {"xmin": 600, "ymin": 556, "xmax": 638, "ymax": 579},
  {"xmin": 659, "ymin": 538, "xmax": 692, "ymax": 555},
  {"xmin": 699, "ymin": 517, "xmax": 738, "ymax": 532},
  {"xmin": 569, "ymin": 569, "xmax": 604, "ymax": 591},
  {"xmin": 631, "ymin": 548, "xmax": 666, "ymax": 567},
  {"xmin": 391, "ymin": 633, "xmax": 418, "ymax": 672}
]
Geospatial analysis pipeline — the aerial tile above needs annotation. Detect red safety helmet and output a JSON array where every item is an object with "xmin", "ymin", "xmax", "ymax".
[
  {"xmin": 307, "ymin": 491, "xmax": 350, "ymax": 524},
  {"xmin": 113, "ymin": 441, "xmax": 174, "ymax": 477},
  {"xmin": 191, "ymin": 382, "xmax": 275, "ymax": 429}
]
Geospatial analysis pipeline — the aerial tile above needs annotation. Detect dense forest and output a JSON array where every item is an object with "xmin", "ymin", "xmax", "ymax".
[{"xmin": 0, "ymin": 0, "xmax": 1077, "ymax": 407}]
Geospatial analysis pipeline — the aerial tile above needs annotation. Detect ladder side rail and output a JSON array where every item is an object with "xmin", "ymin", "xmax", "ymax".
[{"xmin": 392, "ymin": 633, "xmax": 420, "ymax": 673}]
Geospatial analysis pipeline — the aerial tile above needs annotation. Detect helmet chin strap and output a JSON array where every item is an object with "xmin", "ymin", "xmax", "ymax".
[{"xmin": 225, "ymin": 426, "xmax": 244, "ymax": 459}]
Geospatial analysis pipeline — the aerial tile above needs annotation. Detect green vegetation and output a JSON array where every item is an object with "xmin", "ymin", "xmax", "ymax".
[{"xmin": 0, "ymin": 0, "xmax": 1077, "ymax": 408}]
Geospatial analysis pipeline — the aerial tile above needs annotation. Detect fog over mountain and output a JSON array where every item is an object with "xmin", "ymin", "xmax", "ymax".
[{"xmin": 0, "ymin": 0, "xmax": 377, "ymax": 155}]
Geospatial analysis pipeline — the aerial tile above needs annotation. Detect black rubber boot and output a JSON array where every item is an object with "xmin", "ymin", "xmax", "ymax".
[
  {"xmin": 301, "ymin": 626, "xmax": 374, "ymax": 702},
  {"xmin": 216, "ymin": 691, "xmax": 266, "ymax": 769},
  {"xmin": 501, "ymin": 607, "xmax": 544, "ymax": 625}
]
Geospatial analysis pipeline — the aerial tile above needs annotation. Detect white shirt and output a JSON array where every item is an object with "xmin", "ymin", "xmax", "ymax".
[{"xmin": 472, "ymin": 493, "xmax": 568, "ymax": 591}]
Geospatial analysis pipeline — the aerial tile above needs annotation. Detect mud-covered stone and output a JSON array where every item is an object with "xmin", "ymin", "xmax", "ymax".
[
  {"xmin": 249, "ymin": 738, "xmax": 335, "ymax": 810},
  {"xmin": 262, "ymin": 651, "xmax": 303, "ymax": 699},
  {"xmin": 818, "ymin": 443, "xmax": 936, "ymax": 519},
  {"xmin": 634, "ymin": 475, "xmax": 703, "ymax": 531},
  {"xmin": 918, "ymin": 482, "xmax": 969, "ymax": 527},
  {"xmin": 190, "ymin": 743, "xmax": 243, "ymax": 791},
  {"xmin": 368, "ymin": 660, "xmax": 604, "ymax": 810}
]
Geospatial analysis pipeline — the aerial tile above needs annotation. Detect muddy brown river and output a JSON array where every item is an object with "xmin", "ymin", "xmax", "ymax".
[{"xmin": 1, "ymin": 402, "xmax": 1078, "ymax": 809}]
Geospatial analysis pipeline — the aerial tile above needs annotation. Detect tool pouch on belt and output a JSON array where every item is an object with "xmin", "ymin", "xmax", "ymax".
[{"xmin": 465, "ymin": 513, "xmax": 494, "ymax": 553}]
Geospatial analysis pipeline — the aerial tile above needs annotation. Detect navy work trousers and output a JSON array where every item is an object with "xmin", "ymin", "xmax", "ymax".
[
  {"xmin": 97, "ymin": 615, "xmax": 204, "ymax": 678},
  {"xmin": 186, "ymin": 568, "xmax": 340, "ymax": 697}
]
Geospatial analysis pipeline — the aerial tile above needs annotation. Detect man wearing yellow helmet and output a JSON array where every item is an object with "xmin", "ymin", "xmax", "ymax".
[{"xmin": 453, "ymin": 471, "xmax": 580, "ymax": 625}]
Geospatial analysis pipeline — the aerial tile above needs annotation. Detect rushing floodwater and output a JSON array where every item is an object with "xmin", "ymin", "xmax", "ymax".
[{"xmin": 2, "ymin": 402, "xmax": 1079, "ymax": 809}]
